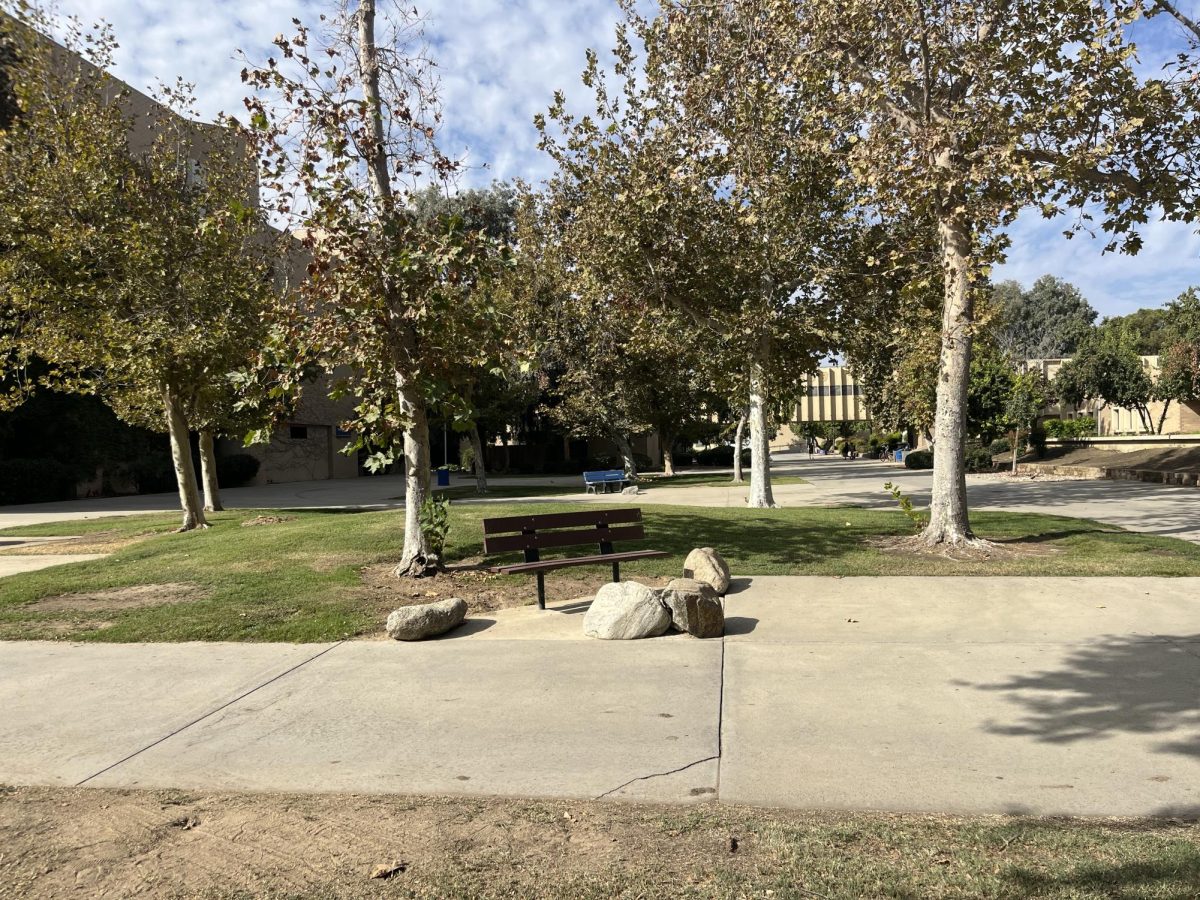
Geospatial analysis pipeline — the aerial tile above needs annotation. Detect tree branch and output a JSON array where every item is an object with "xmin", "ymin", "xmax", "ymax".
[{"xmin": 1151, "ymin": 0, "xmax": 1200, "ymax": 43}]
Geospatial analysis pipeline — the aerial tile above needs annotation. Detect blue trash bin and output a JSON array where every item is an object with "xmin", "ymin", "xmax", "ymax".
[
  {"xmin": 436, "ymin": 468, "xmax": 450, "ymax": 487},
  {"xmin": 894, "ymin": 449, "xmax": 904, "ymax": 463}
]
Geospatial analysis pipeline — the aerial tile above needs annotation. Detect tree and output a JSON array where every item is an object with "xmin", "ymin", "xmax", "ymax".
[
  {"xmin": 539, "ymin": 1, "xmax": 853, "ymax": 507},
  {"xmin": 0, "ymin": 5, "xmax": 276, "ymax": 530},
  {"xmin": 1005, "ymin": 369, "xmax": 1050, "ymax": 473},
  {"xmin": 241, "ymin": 2, "xmax": 512, "ymax": 575},
  {"xmin": 410, "ymin": 182, "xmax": 522, "ymax": 494},
  {"xmin": 796, "ymin": 0, "xmax": 1200, "ymax": 546},
  {"xmin": 1055, "ymin": 323, "xmax": 1165, "ymax": 432},
  {"xmin": 1158, "ymin": 287, "xmax": 1200, "ymax": 410},
  {"xmin": 996, "ymin": 276, "xmax": 1098, "ymax": 359}
]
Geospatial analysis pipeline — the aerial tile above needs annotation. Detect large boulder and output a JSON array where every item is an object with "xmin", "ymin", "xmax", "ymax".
[
  {"xmin": 682, "ymin": 547, "xmax": 731, "ymax": 595},
  {"xmin": 660, "ymin": 578, "xmax": 725, "ymax": 639},
  {"xmin": 386, "ymin": 597, "xmax": 468, "ymax": 641},
  {"xmin": 583, "ymin": 581, "xmax": 671, "ymax": 640}
]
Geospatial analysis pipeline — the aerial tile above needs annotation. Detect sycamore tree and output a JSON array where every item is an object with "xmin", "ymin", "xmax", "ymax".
[
  {"xmin": 241, "ymin": 2, "xmax": 516, "ymax": 575},
  {"xmin": 0, "ymin": 5, "xmax": 275, "ymax": 530},
  {"xmin": 539, "ymin": 1, "xmax": 852, "ymax": 506},
  {"xmin": 796, "ymin": 0, "xmax": 1200, "ymax": 546}
]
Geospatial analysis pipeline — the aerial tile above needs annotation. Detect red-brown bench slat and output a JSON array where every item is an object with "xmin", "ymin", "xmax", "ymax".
[
  {"xmin": 483, "ymin": 524, "xmax": 646, "ymax": 554},
  {"xmin": 481, "ymin": 507, "xmax": 643, "ymax": 534}
]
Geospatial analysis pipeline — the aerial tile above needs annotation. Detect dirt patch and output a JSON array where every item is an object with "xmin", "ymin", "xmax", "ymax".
[
  {"xmin": 356, "ymin": 560, "xmax": 671, "ymax": 623},
  {"xmin": 0, "ymin": 530, "xmax": 154, "ymax": 555},
  {"xmin": 869, "ymin": 534, "xmax": 1061, "ymax": 562},
  {"xmin": 28, "ymin": 582, "xmax": 210, "ymax": 613},
  {"xmin": 241, "ymin": 515, "xmax": 296, "ymax": 527},
  {"xmin": 1, "ymin": 785, "xmax": 1196, "ymax": 900}
]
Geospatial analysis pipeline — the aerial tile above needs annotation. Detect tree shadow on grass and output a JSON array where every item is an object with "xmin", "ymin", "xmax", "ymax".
[
  {"xmin": 1004, "ymin": 849, "xmax": 1200, "ymax": 898},
  {"xmin": 960, "ymin": 635, "xmax": 1200, "ymax": 759}
]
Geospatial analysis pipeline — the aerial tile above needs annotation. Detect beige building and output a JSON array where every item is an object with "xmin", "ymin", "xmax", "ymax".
[{"xmin": 1024, "ymin": 356, "xmax": 1200, "ymax": 436}]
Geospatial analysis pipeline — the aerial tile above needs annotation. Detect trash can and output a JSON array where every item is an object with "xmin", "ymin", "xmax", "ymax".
[
  {"xmin": 436, "ymin": 468, "xmax": 450, "ymax": 487},
  {"xmin": 894, "ymin": 449, "xmax": 904, "ymax": 463}
]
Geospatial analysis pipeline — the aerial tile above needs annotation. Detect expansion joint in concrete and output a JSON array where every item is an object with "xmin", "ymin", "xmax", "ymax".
[{"xmin": 74, "ymin": 641, "xmax": 345, "ymax": 787}]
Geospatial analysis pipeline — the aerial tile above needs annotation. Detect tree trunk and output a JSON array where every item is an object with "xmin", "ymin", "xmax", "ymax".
[
  {"xmin": 661, "ymin": 431, "xmax": 676, "ymax": 476},
  {"xmin": 921, "ymin": 211, "xmax": 976, "ymax": 546},
  {"xmin": 163, "ymin": 387, "xmax": 208, "ymax": 531},
  {"xmin": 613, "ymin": 432, "xmax": 638, "ymax": 478},
  {"xmin": 394, "ymin": 373, "xmax": 436, "ymax": 577},
  {"xmin": 1155, "ymin": 399, "xmax": 1172, "ymax": 435},
  {"xmin": 198, "ymin": 430, "xmax": 223, "ymax": 512},
  {"xmin": 732, "ymin": 410, "xmax": 747, "ymax": 483},
  {"xmin": 1011, "ymin": 426, "xmax": 1020, "ymax": 475},
  {"xmin": 746, "ymin": 336, "xmax": 776, "ymax": 508},
  {"xmin": 469, "ymin": 422, "xmax": 487, "ymax": 493}
]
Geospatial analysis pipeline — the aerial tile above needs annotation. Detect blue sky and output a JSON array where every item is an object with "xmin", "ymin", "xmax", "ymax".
[{"xmin": 51, "ymin": 0, "xmax": 1200, "ymax": 319}]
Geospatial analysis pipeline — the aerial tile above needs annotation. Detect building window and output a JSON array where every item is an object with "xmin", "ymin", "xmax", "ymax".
[{"xmin": 289, "ymin": 425, "xmax": 308, "ymax": 440}]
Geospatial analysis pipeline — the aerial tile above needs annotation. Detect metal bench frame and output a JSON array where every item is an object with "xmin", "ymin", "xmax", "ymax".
[{"xmin": 483, "ymin": 508, "xmax": 668, "ymax": 609}]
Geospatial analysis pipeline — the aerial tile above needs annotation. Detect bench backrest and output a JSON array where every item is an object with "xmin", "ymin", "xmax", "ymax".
[
  {"xmin": 583, "ymin": 469, "xmax": 626, "ymax": 483},
  {"xmin": 482, "ymin": 508, "xmax": 646, "ymax": 557}
]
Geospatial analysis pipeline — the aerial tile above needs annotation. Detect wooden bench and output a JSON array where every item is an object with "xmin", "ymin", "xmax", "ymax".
[
  {"xmin": 583, "ymin": 469, "xmax": 629, "ymax": 493},
  {"xmin": 483, "ymin": 508, "xmax": 669, "ymax": 609}
]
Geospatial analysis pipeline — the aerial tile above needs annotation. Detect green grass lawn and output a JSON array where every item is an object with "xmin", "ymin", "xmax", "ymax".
[{"xmin": 3, "ymin": 501, "xmax": 1200, "ymax": 642}]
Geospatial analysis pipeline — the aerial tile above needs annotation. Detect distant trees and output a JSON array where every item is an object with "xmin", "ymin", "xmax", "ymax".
[{"xmin": 995, "ymin": 276, "xmax": 1097, "ymax": 359}]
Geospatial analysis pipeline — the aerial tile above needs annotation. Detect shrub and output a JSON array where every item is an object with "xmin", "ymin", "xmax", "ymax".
[
  {"xmin": 989, "ymin": 437, "xmax": 1011, "ymax": 456},
  {"xmin": 216, "ymin": 453, "xmax": 261, "ymax": 488},
  {"xmin": 125, "ymin": 451, "xmax": 176, "ymax": 493},
  {"xmin": 904, "ymin": 449, "xmax": 934, "ymax": 469},
  {"xmin": 0, "ymin": 458, "xmax": 78, "ymax": 505},
  {"xmin": 1044, "ymin": 417, "xmax": 1097, "ymax": 441},
  {"xmin": 965, "ymin": 447, "xmax": 995, "ymax": 473}
]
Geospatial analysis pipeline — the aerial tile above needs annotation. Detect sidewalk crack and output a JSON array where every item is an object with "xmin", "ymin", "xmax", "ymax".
[{"xmin": 594, "ymin": 754, "xmax": 720, "ymax": 800}]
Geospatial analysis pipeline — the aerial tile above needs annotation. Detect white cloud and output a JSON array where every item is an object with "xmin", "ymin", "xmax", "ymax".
[{"xmin": 47, "ymin": 0, "xmax": 1200, "ymax": 316}]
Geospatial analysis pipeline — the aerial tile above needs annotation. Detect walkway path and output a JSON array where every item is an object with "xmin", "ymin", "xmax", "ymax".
[
  {"xmin": 4, "ymin": 453, "xmax": 1199, "ymax": 542},
  {"xmin": 4, "ymin": 576, "xmax": 1197, "ymax": 817}
]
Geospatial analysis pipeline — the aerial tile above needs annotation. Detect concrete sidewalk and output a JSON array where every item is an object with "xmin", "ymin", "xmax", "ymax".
[{"xmin": 2, "ymin": 576, "xmax": 1198, "ymax": 817}]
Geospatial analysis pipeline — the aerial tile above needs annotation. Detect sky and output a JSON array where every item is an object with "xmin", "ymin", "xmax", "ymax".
[{"xmin": 45, "ymin": 0, "xmax": 1200, "ymax": 320}]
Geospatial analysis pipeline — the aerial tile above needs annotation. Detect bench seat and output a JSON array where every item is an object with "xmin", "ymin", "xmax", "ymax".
[{"xmin": 490, "ymin": 549, "xmax": 669, "ymax": 576}]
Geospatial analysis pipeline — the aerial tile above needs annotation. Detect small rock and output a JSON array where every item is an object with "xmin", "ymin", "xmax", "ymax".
[
  {"xmin": 385, "ymin": 597, "xmax": 468, "ymax": 641},
  {"xmin": 660, "ymin": 578, "xmax": 724, "ymax": 638},
  {"xmin": 369, "ymin": 862, "xmax": 407, "ymax": 880},
  {"xmin": 621, "ymin": 484, "xmax": 640, "ymax": 495},
  {"xmin": 583, "ymin": 581, "xmax": 670, "ymax": 640},
  {"xmin": 682, "ymin": 547, "xmax": 731, "ymax": 594}
]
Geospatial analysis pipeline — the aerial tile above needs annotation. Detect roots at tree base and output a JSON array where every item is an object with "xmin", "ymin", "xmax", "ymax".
[{"xmin": 393, "ymin": 553, "xmax": 441, "ymax": 578}]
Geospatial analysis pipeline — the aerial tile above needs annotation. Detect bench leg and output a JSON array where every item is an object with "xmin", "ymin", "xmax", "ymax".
[
  {"xmin": 612, "ymin": 561, "xmax": 620, "ymax": 583},
  {"xmin": 537, "ymin": 571, "xmax": 546, "ymax": 610}
]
